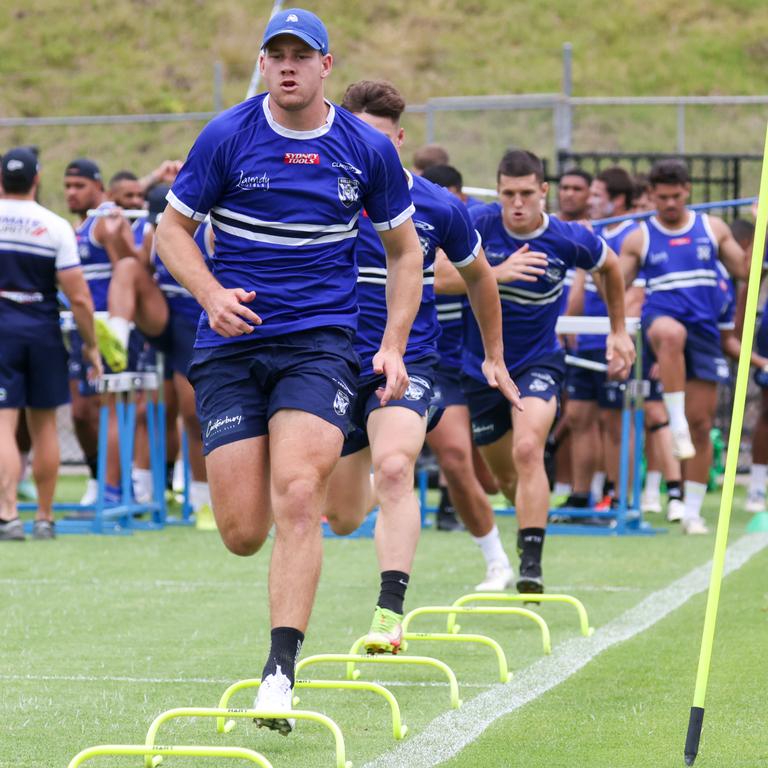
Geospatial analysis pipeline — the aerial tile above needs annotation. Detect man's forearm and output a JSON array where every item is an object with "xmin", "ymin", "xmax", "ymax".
[
  {"xmin": 70, "ymin": 293, "xmax": 97, "ymax": 349},
  {"xmin": 381, "ymin": 247, "xmax": 423, "ymax": 353},
  {"xmin": 602, "ymin": 261, "xmax": 628, "ymax": 332},
  {"xmin": 465, "ymin": 264, "xmax": 504, "ymax": 360},
  {"xmin": 156, "ymin": 218, "xmax": 220, "ymax": 305}
]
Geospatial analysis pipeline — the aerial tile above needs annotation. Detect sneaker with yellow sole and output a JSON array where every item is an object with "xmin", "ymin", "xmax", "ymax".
[
  {"xmin": 364, "ymin": 606, "xmax": 403, "ymax": 654},
  {"xmin": 95, "ymin": 316, "xmax": 127, "ymax": 373}
]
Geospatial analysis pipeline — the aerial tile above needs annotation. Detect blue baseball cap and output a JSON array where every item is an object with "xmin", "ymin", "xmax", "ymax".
[{"xmin": 261, "ymin": 8, "xmax": 329, "ymax": 55}]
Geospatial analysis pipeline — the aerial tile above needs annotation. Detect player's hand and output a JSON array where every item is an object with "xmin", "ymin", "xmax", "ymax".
[
  {"xmin": 203, "ymin": 286, "xmax": 262, "ymax": 337},
  {"xmin": 493, "ymin": 244, "xmax": 548, "ymax": 284},
  {"xmin": 605, "ymin": 330, "xmax": 636, "ymax": 380},
  {"xmin": 99, "ymin": 208, "xmax": 130, "ymax": 242},
  {"xmin": 372, "ymin": 346, "xmax": 409, "ymax": 405},
  {"xmin": 481, "ymin": 356, "xmax": 524, "ymax": 412},
  {"xmin": 82, "ymin": 343, "xmax": 104, "ymax": 384}
]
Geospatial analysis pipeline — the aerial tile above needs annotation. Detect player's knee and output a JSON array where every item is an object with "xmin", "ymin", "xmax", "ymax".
[
  {"xmin": 435, "ymin": 443, "xmax": 470, "ymax": 479},
  {"xmin": 324, "ymin": 509, "xmax": 359, "ymax": 536},
  {"xmin": 374, "ymin": 451, "xmax": 415, "ymax": 499},
  {"xmin": 512, "ymin": 436, "xmax": 543, "ymax": 468},
  {"xmin": 273, "ymin": 476, "xmax": 323, "ymax": 536},
  {"xmin": 218, "ymin": 522, "xmax": 267, "ymax": 557}
]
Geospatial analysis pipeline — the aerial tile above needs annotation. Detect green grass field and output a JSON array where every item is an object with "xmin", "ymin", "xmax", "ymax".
[{"xmin": 3, "ymin": 476, "xmax": 767, "ymax": 767}]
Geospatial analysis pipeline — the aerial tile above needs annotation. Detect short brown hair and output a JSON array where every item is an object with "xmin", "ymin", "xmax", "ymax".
[
  {"xmin": 341, "ymin": 80, "xmax": 405, "ymax": 122},
  {"xmin": 497, "ymin": 150, "xmax": 544, "ymax": 183},
  {"xmin": 596, "ymin": 166, "xmax": 634, "ymax": 210},
  {"xmin": 412, "ymin": 144, "xmax": 450, "ymax": 173}
]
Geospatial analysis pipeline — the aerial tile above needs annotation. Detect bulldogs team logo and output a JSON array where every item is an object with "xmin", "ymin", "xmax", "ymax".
[
  {"xmin": 333, "ymin": 389, "xmax": 350, "ymax": 416},
  {"xmin": 404, "ymin": 377, "xmax": 428, "ymax": 401},
  {"xmin": 337, "ymin": 177, "xmax": 360, "ymax": 208}
]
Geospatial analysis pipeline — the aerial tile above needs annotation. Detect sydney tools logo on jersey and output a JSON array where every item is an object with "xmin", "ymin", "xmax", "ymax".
[{"xmin": 284, "ymin": 153, "xmax": 320, "ymax": 164}]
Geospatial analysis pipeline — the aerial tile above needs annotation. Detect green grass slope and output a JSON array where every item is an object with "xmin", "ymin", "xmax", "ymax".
[{"xmin": 1, "ymin": 1, "xmax": 767, "ymax": 211}]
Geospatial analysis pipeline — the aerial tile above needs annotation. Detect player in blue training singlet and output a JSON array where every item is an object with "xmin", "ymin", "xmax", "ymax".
[
  {"xmin": 563, "ymin": 167, "xmax": 641, "ymax": 513},
  {"xmin": 319, "ymin": 79, "xmax": 517, "ymax": 655},
  {"xmin": 458, "ymin": 150, "xmax": 634, "ymax": 594},
  {"xmin": 0, "ymin": 148, "xmax": 102, "ymax": 542},
  {"xmin": 155, "ymin": 9, "xmax": 426, "ymax": 729},
  {"xmin": 620, "ymin": 159, "xmax": 747, "ymax": 534}
]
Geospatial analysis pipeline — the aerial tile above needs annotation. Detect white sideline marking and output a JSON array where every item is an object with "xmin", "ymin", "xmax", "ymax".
[{"xmin": 363, "ymin": 534, "xmax": 768, "ymax": 768}]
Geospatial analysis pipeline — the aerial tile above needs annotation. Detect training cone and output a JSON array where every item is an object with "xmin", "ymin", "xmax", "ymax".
[
  {"xmin": 195, "ymin": 503, "xmax": 218, "ymax": 531},
  {"xmin": 746, "ymin": 511, "xmax": 768, "ymax": 533}
]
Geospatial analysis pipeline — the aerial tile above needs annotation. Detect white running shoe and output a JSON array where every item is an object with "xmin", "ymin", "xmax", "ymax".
[
  {"xmin": 666, "ymin": 499, "xmax": 685, "ymax": 522},
  {"xmin": 640, "ymin": 491, "xmax": 662, "ymax": 514},
  {"xmin": 475, "ymin": 561, "xmax": 514, "ymax": 592},
  {"xmin": 671, "ymin": 428, "xmax": 696, "ymax": 460},
  {"xmin": 682, "ymin": 516, "xmax": 709, "ymax": 535},
  {"xmin": 745, "ymin": 490, "xmax": 766, "ymax": 514},
  {"xmin": 80, "ymin": 478, "xmax": 99, "ymax": 506},
  {"xmin": 254, "ymin": 666, "xmax": 295, "ymax": 735}
]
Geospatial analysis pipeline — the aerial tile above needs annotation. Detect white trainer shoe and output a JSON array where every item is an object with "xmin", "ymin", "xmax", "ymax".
[
  {"xmin": 79, "ymin": 478, "xmax": 99, "ymax": 506},
  {"xmin": 671, "ymin": 428, "xmax": 696, "ymax": 460},
  {"xmin": 745, "ymin": 490, "xmax": 766, "ymax": 514},
  {"xmin": 666, "ymin": 499, "xmax": 685, "ymax": 523},
  {"xmin": 682, "ymin": 516, "xmax": 709, "ymax": 535},
  {"xmin": 254, "ymin": 666, "xmax": 295, "ymax": 735},
  {"xmin": 640, "ymin": 491, "xmax": 663, "ymax": 514},
  {"xmin": 475, "ymin": 561, "xmax": 514, "ymax": 592}
]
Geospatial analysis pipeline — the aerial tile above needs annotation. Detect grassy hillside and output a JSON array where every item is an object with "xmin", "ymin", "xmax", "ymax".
[{"xmin": 1, "ymin": 0, "xmax": 767, "ymax": 211}]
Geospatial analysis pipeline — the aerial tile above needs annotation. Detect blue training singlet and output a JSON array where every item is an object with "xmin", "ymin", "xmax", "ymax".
[{"xmin": 168, "ymin": 94, "xmax": 414, "ymax": 348}]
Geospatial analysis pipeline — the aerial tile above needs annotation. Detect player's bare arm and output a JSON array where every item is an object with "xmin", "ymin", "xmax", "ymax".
[
  {"xmin": 96, "ymin": 212, "xmax": 142, "ymax": 263},
  {"xmin": 596, "ymin": 246, "xmax": 635, "ymax": 378},
  {"xmin": 156, "ymin": 206, "xmax": 261, "ymax": 337},
  {"xmin": 57, "ymin": 266, "xmax": 103, "ymax": 381},
  {"xmin": 457, "ymin": 251, "xmax": 523, "ymax": 411},
  {"xmin": 618, "ymin": 227, "xmax": 643, "ymax": 288},
  {"xmin": 375, "ymin": 219, "xmax": 424, "ymax": 404},
  {"xmin": 709, "ymin": 215, "xmax": 748, "ymax": 280}
]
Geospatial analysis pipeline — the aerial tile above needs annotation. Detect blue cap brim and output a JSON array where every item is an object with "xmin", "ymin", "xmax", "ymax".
[{"xmin": 262, "ymin": 29, "xmax": 325, "ymax": 53}]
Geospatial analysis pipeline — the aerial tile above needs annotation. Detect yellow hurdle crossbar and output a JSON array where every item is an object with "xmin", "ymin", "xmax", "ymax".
[{"xmin": 68, "ymin": 744, "xmax": 273, "ymax": 768}]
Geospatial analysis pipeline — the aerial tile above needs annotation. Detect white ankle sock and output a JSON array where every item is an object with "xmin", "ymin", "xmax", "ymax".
[
  {"xmin": 663, "ymin": 391, "xmax": 688, "ymax": 433},
  {"xmin": 108, "ymin": 316, "xmax": 131, "ymax": 349},
  {"xmin": 683, "ymin": 481, "xmax": 707, "ymax": 521},
  {"xmin": 644, "ymin": 470, "xmax": 662, "ymax": 497},
  {"xmin": 590, "ymin": 471, "xmax": 606, "ymax": 502},
  {"xmin": 553, "ymin": 482, "xmax": 572, "ymax": 497},
  {"xmin": 472, "ymin": 525, "xmax": 510, "ymax": 568},
  {"xmin": 132, "ymin": 467, "xmax": 154, "ymax": 503},
  {"xmin": 749, "ymin": 464, "xmax": 767, "ymax": 495}
]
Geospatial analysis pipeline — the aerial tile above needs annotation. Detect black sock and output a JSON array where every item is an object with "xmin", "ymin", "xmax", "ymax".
[
  {"xmin": 377, "ymin": 570, "xmax": 409, "ymax": 615},
  {"xmin": 567, "ymin": 492, "xmax": 590, "ymax": 508},
  {"xmin": 438, "ymin": 486, "xmax": 456, "ymax": 516},
  {"xmin": 602, "ymin": 480, "xmax": 616, "ymax": 499},
  {"xmin": 667, "ymin": 480, "xmax": 684, "ymax": 501},
  {"xmin": 165, "ymin": 461, "xmax": 175, "ymax": 490},
  {"xmin": 86, "ymin": 455, "xmax": 99, "ymax": 480},
  {"xmin": 518, "ymin": 528, "xmax": 546, "ymax": 563},
  {"xmin": 261, "ymin": 626, "xmax": 304, "ymax": 686}
]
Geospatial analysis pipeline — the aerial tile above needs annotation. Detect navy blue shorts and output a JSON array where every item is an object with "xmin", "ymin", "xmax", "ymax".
[
  {"xmin": 431, "ymin": 363, "xmax": 466, "ymax": 409},
  {"xmin": 643, "ymin": 316, "xmax": 730, "ymax": 386},
  {"xmin": 188, "ymin": 327, "xmax": 360, "ymax": 456},
  {"xmin": 566, "ymin": 348, "xmax": 625, "ymax": 410},
  {"xmin": 463, "ymin": 353, "xmax": 565, "ymax": 446},
  {"xmin": 341, "ymin": 357, "xmax": 437, "ymax": 457},
  {"xmin": 68, "ymin": 328, "xmax": 147, "ymax": 395},
  {"xmin": 0, "ymin": 340, "xmax": 70, "ymax": 409},
  {"xmin": 145, "ymin": 313, "xmax": 198, "ymax": 380}
]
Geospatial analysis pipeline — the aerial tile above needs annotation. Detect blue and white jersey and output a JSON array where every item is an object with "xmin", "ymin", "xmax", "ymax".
[
  {"xmin": 168, "ymin": 94, "xmax": 414, "ymax": 348},
  {"xmin": 464, "ymin": 210, "xmax": 607, "ymax": 381},
  {"xmin": 436, "ymin": 295, "xmax": 464, "ymax": 369},
  {"xmin": 153, "ymin": 220, "xmax": 212, "ymax": 324},
  {"xmin": 715, "ymin": 260, "xmax": 736, "ymax": 331},
  {"xmin": 640, "ymin": 211, "xmax": 722, "ymax": 341},
  {"xmin": 577, "ymin": 219, "xmax": 638, "ymax": 351},
  {"xmin": 0, "ymin": 199, "xmax": 80, "ymax": 342},
  {"xmin": 75, "ymin": 201, "xmax": 114, "ymax": 311},
  {"xmin": 354, "ymin": 173, "xmax": 480, "ymax": 376},
  {"xmin": 131, "ymin": 216, "xmax": 151, "ymax": 249}
]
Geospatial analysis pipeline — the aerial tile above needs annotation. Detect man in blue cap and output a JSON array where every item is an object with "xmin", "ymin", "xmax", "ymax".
[{"xmin": 156, "ymin": 8, "xmax": 423, "ymax": 732}]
